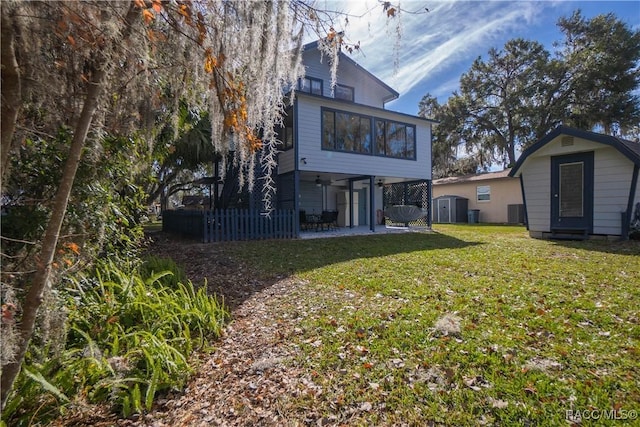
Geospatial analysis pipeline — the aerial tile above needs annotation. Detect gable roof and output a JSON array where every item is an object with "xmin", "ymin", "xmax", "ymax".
[
  {"xmin": 302, "ymin": 40, "xmax": 399, "ymax": 102},
  {"xmin": 433, "ymin": 168, "xmax": 514, "ymax": 185},
  {"xmin": 509, "ymin": 125, "xmax": 640, "ymax": 177}
]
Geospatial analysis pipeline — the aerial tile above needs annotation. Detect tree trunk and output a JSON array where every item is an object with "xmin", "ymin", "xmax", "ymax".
[
  {"xmin": 1, "ymin": 8, "xmax": 22, "ymax": 187},
  {"xmin": 0, "ymin": 66, "xmax": 106, "ymax": 408},
  {"xmin": 0, "ymin": 2, "xmax": 140, "ymax": 408}
]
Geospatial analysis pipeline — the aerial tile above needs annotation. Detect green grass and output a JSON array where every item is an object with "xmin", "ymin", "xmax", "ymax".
[{"xmin": 228, "ymin": 225, "xmax": 640, "ymax": 425}]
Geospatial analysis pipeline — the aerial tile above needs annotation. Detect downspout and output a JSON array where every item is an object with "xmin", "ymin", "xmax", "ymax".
[{"xmin": 623, "ymin": 164, "xmax": 639, "ymax": 240}]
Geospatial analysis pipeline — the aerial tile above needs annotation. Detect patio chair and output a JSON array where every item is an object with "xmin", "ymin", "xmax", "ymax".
[{"xmin": 318, "ymin": 210, "xmax": 338, "ymax": 231}]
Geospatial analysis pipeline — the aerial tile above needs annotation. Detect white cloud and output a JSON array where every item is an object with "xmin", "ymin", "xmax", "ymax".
[
  {"xmin": 309, "ymin": 1, "xmax": 639, "ymax": 114},
  {"xmin": 349, "ymin": 1, "xmax": 542, "ymax": 95}
]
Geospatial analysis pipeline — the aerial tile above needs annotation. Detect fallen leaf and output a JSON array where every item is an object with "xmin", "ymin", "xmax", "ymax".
[{"xmin": 488, "ymin": 397, "xmax": 508, "ymax": 409}]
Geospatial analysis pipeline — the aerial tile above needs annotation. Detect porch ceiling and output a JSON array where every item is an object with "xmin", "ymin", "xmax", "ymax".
[{"xmin": 298, "ymin": 171, "xmax": 418, "ymax": 187}]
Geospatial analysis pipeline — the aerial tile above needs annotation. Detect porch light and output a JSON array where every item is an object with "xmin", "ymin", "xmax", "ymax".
[
  {"xmin": 315, "ymin": 175, "xmax": 322, "ymax": 187},
  {"xmin": 377, "ymin": 179, "xmax": 384, "ymax": 188}
]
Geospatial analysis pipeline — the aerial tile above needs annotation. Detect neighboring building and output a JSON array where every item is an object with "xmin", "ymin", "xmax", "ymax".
[
  {"xmin": 275, "ymin": 41, "xmax": 436, "ymax": 232},
  {"xmin": 432, "ymin": 169, "xmax": 524, "ymax": 224},
  {"xmin": 509, "ymin": 125, "xmax": 640, "ymax": 240}
]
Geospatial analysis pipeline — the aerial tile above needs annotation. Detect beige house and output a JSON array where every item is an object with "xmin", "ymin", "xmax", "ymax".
[{"xmin": 432, "ymin": 169, "xmax": 524, "ymax": 223}]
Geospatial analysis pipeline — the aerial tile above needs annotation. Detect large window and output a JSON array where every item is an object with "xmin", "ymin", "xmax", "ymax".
[
  {"xmin": 322, "ymin": 109, "xmax": 371, "ymax": 154},
  {"xmin": 322, "ymin": 108, "xmax": 416, "ymax": 159},
  {"xmin": 299, "ymin": 77, "xmax": 322, "ymax": 95},
  {"xmin": 374, "ymin": 119, "xmax": 416, "ymax": 159},
  {"xmin": 334, "ymin": 84, "xmax": 354, "ymax": 102}
]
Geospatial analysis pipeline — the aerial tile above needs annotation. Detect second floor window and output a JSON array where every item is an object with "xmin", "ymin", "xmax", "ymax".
[
  {"xmin": 334, "ymin": 84, "xmax": 354, "ymax": 102},
  {"xmin": 374, "ymin": 119, "xmax": 416, "ymax": 159},
  {"xmin": 322, "ymin": 108, "xmax": 417, "ymax": 160},
  {"xmin": 322, "ymin": 109, "xmax": 371, "ymax": 154},
  {"xmin": 300, "ymin": 77, "xmax": 322, "ymax": 95}
]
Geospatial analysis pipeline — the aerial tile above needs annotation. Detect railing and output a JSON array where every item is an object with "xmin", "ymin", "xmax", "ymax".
[{"xmin": 162, "ymin": 209, "xmax": 297, "ymax": 242}]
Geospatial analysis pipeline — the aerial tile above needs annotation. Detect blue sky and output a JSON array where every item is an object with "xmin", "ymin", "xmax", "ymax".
[{"xmin": 318, "ymin": 1, "xmax": 640, "ymax": 116}]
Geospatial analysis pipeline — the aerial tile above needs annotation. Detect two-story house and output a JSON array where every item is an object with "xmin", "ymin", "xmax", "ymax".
[{"xmin": 275, "ymin": 41, "xmax": 436, "ymax": 232}]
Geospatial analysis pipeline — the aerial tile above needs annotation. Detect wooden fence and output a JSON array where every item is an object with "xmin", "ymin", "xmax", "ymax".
[{"xmin": 162, "ymin": 209, "xmax": 297, "ymax": 242}]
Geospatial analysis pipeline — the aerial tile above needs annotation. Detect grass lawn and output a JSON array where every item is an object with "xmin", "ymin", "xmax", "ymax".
[{"xmin": 225, "ymin": 225, "xmax": 640, "ymax": 425}]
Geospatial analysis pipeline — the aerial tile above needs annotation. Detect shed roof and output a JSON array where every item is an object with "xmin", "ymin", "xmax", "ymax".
[
  {"xmin": 510, "ymin": 125, "xmax": 640, "ymax": 177},
  {"xmin": 433, "ymin": 168, "xmax": 513, "ymax": 185}
]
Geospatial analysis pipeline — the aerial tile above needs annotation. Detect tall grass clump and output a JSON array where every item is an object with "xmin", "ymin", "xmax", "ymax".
[
  {"xmin": 139, "ymin": 255, "xmax": 187, "ymax": 289},
  {"xmin": 2, "ymin": 259, "xmax": 228, "ymax": 426}
]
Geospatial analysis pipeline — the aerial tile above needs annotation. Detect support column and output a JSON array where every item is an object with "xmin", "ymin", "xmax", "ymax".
[
  {"xmin": 348, "ymin": 179, "xmax": 354, "ymax": 228},
  {"xmin": 369, "ymin": 175, "xmax": 375, "ymax": 232}
]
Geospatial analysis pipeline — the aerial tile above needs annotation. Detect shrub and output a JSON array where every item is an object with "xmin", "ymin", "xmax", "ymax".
[
  {"xmin": 139, "ymin": 256, "xmax": 187, "ymax": 289},
  {"xmin": 2, "ymin": 259, "xmax": 228, "ymax": 425}
]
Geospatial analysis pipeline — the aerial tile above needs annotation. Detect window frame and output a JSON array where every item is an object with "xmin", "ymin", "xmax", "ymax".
[
  {"xmin": 476, "ymin": 185, "xmax": 491, "ymax": 202},
  {"xmin": 373, "ymin": 118, "xmax": 417, "ymax": 160},
  {"xmin": 322, "ymin": 107, "xmax": 417, "ymax": 160},
  {"xmin": 277, "ymin": 107, "xmax": 294, "ymax": 151},
  {"xmin": 322, "ymin": 108, "xmax": 372, "ymax": 154},
  {"xmin": 299, "ymin": 76, "xmax": 323, "ymax": 96},
  {"xmin": 334, "ymin": 84, "xmax": 355, "ymax": 102}
]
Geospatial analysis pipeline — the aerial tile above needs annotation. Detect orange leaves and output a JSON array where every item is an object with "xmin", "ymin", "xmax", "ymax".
[
  {"xmin": 135, "ymin": 0, "xmax": 163, "ymax": 24},
  {"xmin": 142, "ymin": 9, "xmax": 155, "ymax": 24},
  {"xmin": 178, "ymin": 3, "xmax": 192, "ymax": 25},
  {"xmin": 382, "ymin": 2, "xmax": 396, "ymax": 17},
  {"xmin": 64, "ymin": 242, "xmax": 80, "ymax": 255},
  {"xmin": 203, "ymin": 49, "xmax": 224, "ymax": 74},
  {"xmin": 52, "ymin": 241, "xmax": 81, "ymax": 270},
  {"xmin": 147, "ymin": 29, "xmax": 166, "ymax": 43}
]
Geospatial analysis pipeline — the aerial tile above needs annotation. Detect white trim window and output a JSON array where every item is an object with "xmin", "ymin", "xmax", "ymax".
[{"xmin": 477, "ymin": 185, "xmax": 491, "ymax": 202}]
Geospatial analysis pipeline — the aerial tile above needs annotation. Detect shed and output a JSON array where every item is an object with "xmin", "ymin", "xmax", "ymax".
[
  {"xmin": 433, "ymin": 169, "xmax": 523, "ymax": 224},
  {"xmin": 509, "ymin": 125, "xmax": 640, "ymax": 240},
  {"xmin": 433, "ymin": 195, "xmax": 468, "ymax": 224}
]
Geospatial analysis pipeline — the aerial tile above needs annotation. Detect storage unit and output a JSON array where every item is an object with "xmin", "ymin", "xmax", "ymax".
[
  {"xmin": 433, "ymin": 195, "xmax": 468, "ymax": 223},
  {"xmin": 507, "ymin": 204, "xmax": 525, "ymax": 224}
]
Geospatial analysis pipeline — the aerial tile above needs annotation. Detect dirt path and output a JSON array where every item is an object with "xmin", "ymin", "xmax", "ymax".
[{"xmin": 131, "ymin": 233, "xmax": 312, "ymax": 426}]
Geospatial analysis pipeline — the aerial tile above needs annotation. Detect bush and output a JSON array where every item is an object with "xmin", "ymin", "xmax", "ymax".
[
  {"xmin": 139, "ymin": 256, "xmax": 187, "ymax": 289},
  {"xmin": 2, "ymin": 259, "xmax": 228, "ymax": 425}
]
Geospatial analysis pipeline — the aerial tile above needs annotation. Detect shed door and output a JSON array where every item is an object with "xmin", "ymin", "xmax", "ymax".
[
  {"xmin": 551, "ymin": 152, "xmax": 594, "ymax": 232},
  {"xmin": 437, "ymin": 198, "xmax": 451, "ymax": 223}
]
